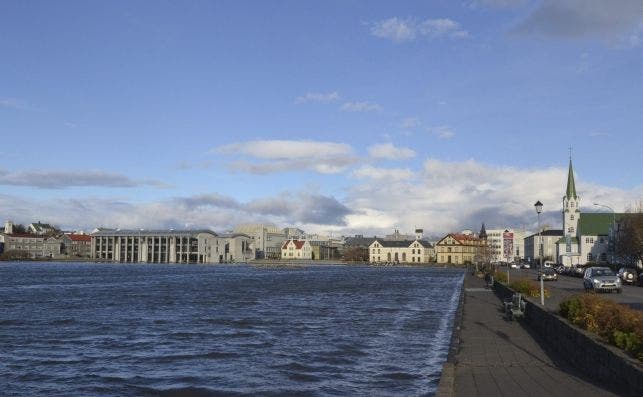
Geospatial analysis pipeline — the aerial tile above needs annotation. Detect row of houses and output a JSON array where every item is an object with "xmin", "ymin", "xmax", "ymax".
[{"xmin": 0, "ymin": 221, "xmax": 91, "ymax": 259}]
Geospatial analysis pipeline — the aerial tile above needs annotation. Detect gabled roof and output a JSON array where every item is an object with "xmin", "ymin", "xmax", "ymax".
[
  {"xmin": 556, "ymin": 236, "xmax": 579, "ymax": 244},
  {"xmin": 344, "ymin": 236, "xmax": 378, "ymax": 247},
  {"xmin": 68, "ymin": 234, "xmax": 91, "ymax": 242},
  {"xmin": 30, "ymin": 222, "xmax": 54, "ymax": 231},
  {"xmin": 282, "ymin": 239, "xmax": 307, "ymax": 249},
  {"xmin": 580, "ymin": 213, "xmax": 625, "ymax": 236}
]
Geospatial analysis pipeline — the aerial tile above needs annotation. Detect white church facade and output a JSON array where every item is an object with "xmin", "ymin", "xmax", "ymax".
[{"xmin": 556, "ymin": 160, "xmax": 622, "ymax": 266}]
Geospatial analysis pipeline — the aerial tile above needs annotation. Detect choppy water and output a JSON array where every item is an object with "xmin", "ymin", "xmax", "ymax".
[{"xmin": 0, "ymin": 263, "xmax": 464, "ymax": 396}]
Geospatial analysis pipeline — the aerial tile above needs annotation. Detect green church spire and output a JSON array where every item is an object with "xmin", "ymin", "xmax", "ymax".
[{"xmin": 566, "ymin": 159, "xmax": 577, "ymax": 199}]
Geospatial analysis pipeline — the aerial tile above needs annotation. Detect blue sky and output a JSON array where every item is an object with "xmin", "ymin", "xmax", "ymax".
[{"xmin": 1, "ymin": 0, "xmax": 642, "ymax": 235}]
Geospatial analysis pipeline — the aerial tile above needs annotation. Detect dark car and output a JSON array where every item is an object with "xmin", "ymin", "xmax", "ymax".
[
  {"xmin": 538, "ymin": 267, "xmax": 558, "ymax": 281},
  {"xmin": 617, "ymin": 267, "xmax": 638, "ymax": 285}
]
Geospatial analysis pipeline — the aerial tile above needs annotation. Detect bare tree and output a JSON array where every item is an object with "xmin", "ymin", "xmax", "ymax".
[{"xmin": 615, "ymin": 201, "xmax": 643, "ymax": 267}]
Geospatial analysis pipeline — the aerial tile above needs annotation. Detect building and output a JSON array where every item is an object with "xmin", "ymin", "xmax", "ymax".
[
  {"xmin": 283, "ymin": 227, "xmax": 306, "ymax": 240},
  {"xmin": 555, "ymin": 159, "xmax": 625, "ymax": 266},
  {"xmin": 28, "ymin": 222, "xmax": 56, "ymax": 235},
  {"xmin": 435, "ymin": 233, "xmax": 485, "ymax": 265},
  {"xmin": 524, "ymin": 229, "xmax": 563, "ymax": 264},
  {"xmin": 369, "ymin": 233, "xmax": 434, "ymax": 264},
  {"xmin": 91, "ymin": 229, "xmax": 226, "ymax": 263},
  {"xmin": 219, "ymin": 233, "xmax": 255, "ymax": 262},
  {"xmin": 485, "ymin": 228, "xmax": 529, "ymax": 262},
  {"xmin": 233, "ymin": 224, "xmax": 286, "ymax": 259},
  {"xmin": 0, "ymin": 228, "xmax": 46, "ymax": 259},
  {"xmin": 281, "ymin": 239, "xmax": 312, "ymax": 260},
  {"xmin": 63, "ymin": 233, "xmax": 93, "ymax": 258}
]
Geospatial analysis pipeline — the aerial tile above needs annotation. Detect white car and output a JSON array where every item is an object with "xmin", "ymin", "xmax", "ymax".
[
  {"xmin": 510, "ymin": 263, "xmax": 519, "ymax": 269},
  {"xmin": 583, "ymin": 267, "xmax": 622, "ymax": 293}
]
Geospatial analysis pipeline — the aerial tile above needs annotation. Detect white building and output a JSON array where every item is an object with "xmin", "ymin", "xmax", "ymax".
[
  {"xmin": 233, "ymin": 224, "xmax": 286, "ymax": 259},
  {"xmin": 524, "ymin": 229, "xmax": 563, "ymax": 264},
  {"xmin": 281, "ymin": 239, "xmax": 312, "ymax": 260},
  {"xmin": 91, "ymin": 229, "xmax": 252, "ymax": 264},
  {"xmin": 484, "ymin": 227, "xmax": 529, "ymax": 262},
  {"xmin": 369, "ymin": 238, "xmax": 434, "ymax": 264}
]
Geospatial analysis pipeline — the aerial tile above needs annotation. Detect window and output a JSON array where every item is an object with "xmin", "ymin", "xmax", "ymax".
[
  {"xmin": 587, "ymin": 253, "xmax": 593, "ymax": 261},
  {"xmin": 570, "ymin": 215, "xmax": 574, "ymax": 220},
  {"xmin": 568, "ymin": 227, "xmax": 574, "ymax": 234}
]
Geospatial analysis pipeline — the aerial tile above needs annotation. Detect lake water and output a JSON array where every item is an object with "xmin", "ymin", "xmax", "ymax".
[{"xmin": 0, "ymin": 262, "xmax": 464, "ymax": 396}]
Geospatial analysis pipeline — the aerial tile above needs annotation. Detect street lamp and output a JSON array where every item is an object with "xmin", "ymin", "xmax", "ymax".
[
  {"xmin": 535, "ymin": 200, "xmax": 545, "ymax": 306},
  {"xmin": 593, "ymin": 203, "xmax": 616, "ymax": 264}
]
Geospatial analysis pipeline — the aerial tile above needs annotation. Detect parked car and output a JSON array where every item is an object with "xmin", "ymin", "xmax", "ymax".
[
  {"xmin": 538, "ymin": 267, "xmax": 558, "ymax": 281},
  {"xmin": 583, "ymin": 267, "xmax": 622, "ymax": 293},
  {"xmin": 617, "ymin": 267, "xmax": 638, "ymax": 285},
  {"xmin": 521, "ymin": 263, "xmax": 531, "ymax": 269},
  {"xmin": 573, "ymin": 266, "xmax": 585, "ymax": 277},
  {"xmin": 543, "ymin": 260, "xmax": 555, "ymax": 268},
  {"xmin": 510, "ymin": 263, "xmax": 519, "ymax": 269}
]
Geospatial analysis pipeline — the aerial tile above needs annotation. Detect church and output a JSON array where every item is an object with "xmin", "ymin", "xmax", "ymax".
[{"xmin": 556, "ymin": 159, "xmax": 623, "ymax": 266}]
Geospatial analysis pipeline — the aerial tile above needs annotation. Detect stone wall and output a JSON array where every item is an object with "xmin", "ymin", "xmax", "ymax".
[{"xmin": 494, "ymin": 281, "xmax": 643, "ymax": 395}]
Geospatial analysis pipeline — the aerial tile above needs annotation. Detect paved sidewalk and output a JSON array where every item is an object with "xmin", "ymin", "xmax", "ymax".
[{"xmin": 452, "ymin": 273, "xmax": 618, "ymax": 397}]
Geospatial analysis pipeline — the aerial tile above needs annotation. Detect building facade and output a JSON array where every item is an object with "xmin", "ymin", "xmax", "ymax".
[
  {"xmin": 91, "ymin": 229, "xmax": 225, "ymax": 263},
  {"xmin": 369, "ymin": 239, "xmax": 434, "ymax": 264},
  {"xmin": 524, "ymin": 229, "xmax": 563, "ymax": 264},
  {"xmin": 281, "ymin": 239, "xmax": 312, "ymax": 260},
  {"xmin": 233, "ymin": 224, "xmax": 286, "ymax": 259},
  {"xmin": 435, "ymin": 233, "xmax": 485, "ymax": 265}
]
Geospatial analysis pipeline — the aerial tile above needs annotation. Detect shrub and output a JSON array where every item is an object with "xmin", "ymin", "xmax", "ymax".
[
  {"xmin": 508, "ymin": 278, "xmax": 550, "ymax": 298},
  {"xmin": 493, "ymin": 270, "xmax": 508, "ymax": 284},
  {"xmin": 559, "ymin": 294, "xmax": 643, "ymax": 361}
]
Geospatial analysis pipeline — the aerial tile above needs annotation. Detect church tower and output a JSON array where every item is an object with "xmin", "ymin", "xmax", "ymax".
[{"xmin": 562, "ymin": 159, "xmax": 579, "ymax": 238}]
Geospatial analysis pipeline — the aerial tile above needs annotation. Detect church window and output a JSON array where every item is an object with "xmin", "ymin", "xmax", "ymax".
[
  {"xmin": 570, "ymin": 215, "xmax": 574, "ymax": 220},
  {"xmin": 570, "ymin": 202, "xmax": 575, "ymax": 208},
  {"xmin": 587, "ymin": 253, "xmax": 593, "ymax": 261},
  {"xmin": 568, "ymin": 227, "xmax": 574, "ymax": 234}
]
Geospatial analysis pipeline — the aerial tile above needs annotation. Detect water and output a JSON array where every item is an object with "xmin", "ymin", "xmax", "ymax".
[{"xmin": 0, "ymin": 262, "xmax": 464, "ymax": 396}]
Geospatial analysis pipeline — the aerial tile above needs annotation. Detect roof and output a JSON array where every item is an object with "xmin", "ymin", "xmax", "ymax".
[
  {"xmin": 344, "ymin": 236, "xmax": 377, "ymax": 247},
  {"xmin": 372, "ymin": 239, "xmax": 432, "ymax": 248},
  {"xmin": 30, "ymin": 222, "xmax": 54, "ymax": 231},
  {"xmin": 579, "ymin": 213, "xmax": 625, "ymax": 236},
  {"xmin": 282, "ymin": 239, "xmax": 307, "ymax": 249},
  {"xmin": 526, "ymin": 229, "xmax": 563, "ymax": 239},
  {"xmin": 452, "ymin": 233, "xmax": 482, "ymax": 243},
  {"xmin": 566, "ymin": 159, "xmax": 577, "ymax": 199},
  {"xmin": 68, "ymin": 234, "xmax": 91, "ymax": 242},
  {"xmin": 2, "ymin": 233, "xmax": 44, "ymax": 239},
  {"xmin": 91, "ymin": 229, "xmax": 218, "ymax": 237},
  {"xmin": 556, "ymin": 237, "xmax": 579, "ymax": 244}
]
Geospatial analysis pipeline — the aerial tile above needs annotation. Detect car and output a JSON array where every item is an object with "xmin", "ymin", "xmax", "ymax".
[
  {"xmin": 510, "ymin": 263, "xmax": 519, "ymax": 269},
  {"xmin": 543, "ymin": 260, "xmax": 555, "ymax": 268},
  {"xmin": 521, "ymin": 263, "xmax": 531, "ymax": 269},
  {"xmin": 617, "ymin": 267, "xmax": 638, "ymax": 285},
  {"xmin": 573, "ymin": 266, "xmax": 585, "ymax": 277},
  {"xmin": 538, "ymin": 267, "xmax": 558, "ymax": 281},
  {"xmin": 583, "ymin": 267, "xmax": 622, "ymax": 293}
]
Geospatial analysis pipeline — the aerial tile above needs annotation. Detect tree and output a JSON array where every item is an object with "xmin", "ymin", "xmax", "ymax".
[
  {"xmin": 342, "ymin": 246, "xmax": 369, "ymax": 262},
  {"xmin": 615, "ymin": 202, "xmax": 643, "ymax": 267}
]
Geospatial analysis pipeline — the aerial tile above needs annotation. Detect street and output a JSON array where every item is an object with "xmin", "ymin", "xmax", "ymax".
[{"xmin": 500, "ymin": 267, "xmax": 643, "ymax": 311}]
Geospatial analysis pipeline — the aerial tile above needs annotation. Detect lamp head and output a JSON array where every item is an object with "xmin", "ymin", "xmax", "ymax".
[{"xmin": 534, "ymin": 200, "xmax": 543, "ymax": 214}]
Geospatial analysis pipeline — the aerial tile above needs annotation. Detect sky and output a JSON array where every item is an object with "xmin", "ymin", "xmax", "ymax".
[{"xmin": 1, "ymin": 0, "xmax": 642, "ymax": 237}]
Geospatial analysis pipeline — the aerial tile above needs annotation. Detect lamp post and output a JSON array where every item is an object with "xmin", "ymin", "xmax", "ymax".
[
  {"xmin": 535, "ymin": 201, "xmax": 544, "ymax": 306},
  {"xmin": 593, "ymin": 203, "xmax": 616, "ymax": 264}
]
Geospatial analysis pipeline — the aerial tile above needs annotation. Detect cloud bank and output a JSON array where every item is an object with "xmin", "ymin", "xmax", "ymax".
[{"xmin": 371, "ymin": 17, "xmax": 470, "ymax": 43}]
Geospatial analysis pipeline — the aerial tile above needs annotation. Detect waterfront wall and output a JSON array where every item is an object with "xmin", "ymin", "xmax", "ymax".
[{"xmin": 493, "ymin": 281, "xmax": 643, "ymax": 396}]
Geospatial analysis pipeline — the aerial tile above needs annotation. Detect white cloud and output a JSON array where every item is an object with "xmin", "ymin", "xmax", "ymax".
[
  {"xmin": 367, "ymin": 143, "xmax": 416, "ymax": 160},
  {"xmin": 340, "ymin": 101, "xmax": 382, "ymax": 112},
  {"xmin": 295, "ymin": 91, "xmax": 340, "ymax": 104},
  {"xmin": 401, "ymin": 117, "xmax": 420, "ymax": 129},
  {"xmin": 343, "ymin": 158, "xmax": 643, "ymax": 235},
  {"xmin": 214, "ymin": 139, "xmax": 357, "ymax": 174},
  {"xmin": 371, "ymin": 17, "xmax": 470, "ymax": 43},
  {"xmin": 0, "ymin": 98, "xmax": 28, "ymax": 110},
  {"xmin": 428, "ymin": 125, "xmax": 455, "ymax": 139},
  {"xmin": 352, "ymin": 165, "xmax": 414, "ymax": 181}
]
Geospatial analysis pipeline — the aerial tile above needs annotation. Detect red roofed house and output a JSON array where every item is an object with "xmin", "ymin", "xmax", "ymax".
[
  {"xmin": 435, "ymin": 233, "xmax": 486, "ymax": 265},
  {"xmin": 62, "ymin": 233, "xmax": 92, "ymax": 258},
  {"xmin": 281, "ymin": 239, "xmax": 312, "ymax": 260}
]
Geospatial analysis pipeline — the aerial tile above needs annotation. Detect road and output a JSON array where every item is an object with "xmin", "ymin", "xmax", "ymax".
[{"xmin": 499, "ymin": 267, "xmax": 643, "ymax": 311}]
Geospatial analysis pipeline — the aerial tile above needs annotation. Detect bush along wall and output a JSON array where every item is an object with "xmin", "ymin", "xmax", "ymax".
[{"xmin": 560, "ymin": 294, "xmax": 643, "ymax": 362}]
